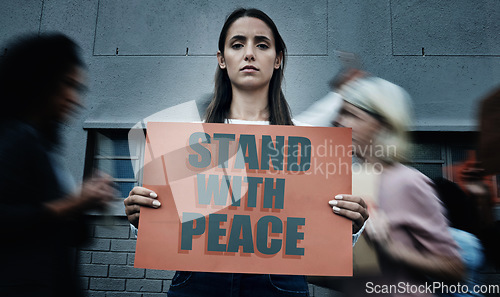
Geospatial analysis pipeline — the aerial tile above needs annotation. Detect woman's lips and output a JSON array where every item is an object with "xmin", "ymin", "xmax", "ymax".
[{"xmin": 240, "ymin": 65, "xmax": 258, "ymax": 72}]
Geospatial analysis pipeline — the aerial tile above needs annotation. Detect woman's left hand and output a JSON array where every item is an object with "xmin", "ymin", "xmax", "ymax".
[{"xmin": 329, "ymin": 194, "xmax": 369, "ymax": 234}]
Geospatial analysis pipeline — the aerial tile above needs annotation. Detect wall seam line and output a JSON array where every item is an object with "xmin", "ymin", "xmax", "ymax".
[{"xmin": 38, "ymin": 0, "xmax": 45, "ymax": 35}]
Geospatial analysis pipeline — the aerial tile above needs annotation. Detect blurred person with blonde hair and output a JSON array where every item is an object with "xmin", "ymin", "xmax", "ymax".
[{"xmin": 333, "ymin": 77, "xmax": 464, "ymax": 296}]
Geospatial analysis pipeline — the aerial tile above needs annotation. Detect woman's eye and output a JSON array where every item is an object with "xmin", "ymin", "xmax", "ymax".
[
  {"xmin": 231, "ymin": 43, "xmax": 243, "ymax": 49},
  {"xmin": 340, "ymin": 109, "xmax": 357, "ymax": 119},
  {"xmin": 257, "ymin": 43, "xmax": 269, "ymax": 49}
]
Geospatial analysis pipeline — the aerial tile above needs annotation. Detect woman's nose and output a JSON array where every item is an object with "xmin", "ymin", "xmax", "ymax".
[{"xmin": 244, "ymin": 47, "xmax": 255, "ymax": 61}]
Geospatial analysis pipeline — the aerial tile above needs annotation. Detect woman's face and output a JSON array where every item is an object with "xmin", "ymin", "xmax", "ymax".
[
  {"xmin": 49, "ymin": 67, "xmax": 86, "ymax": 122},
  {"xmin": 334, "ymin": 101, "xmax": 383, "ymax": 159},
  {"xmin": 217, "ymin": 17, "xmax": 282, "ymax": 92}
]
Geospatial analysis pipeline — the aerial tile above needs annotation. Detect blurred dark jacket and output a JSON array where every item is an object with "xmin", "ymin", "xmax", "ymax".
[{"xmin": 0, "ymin": 120, "xmax": 87, "ymax": 297}]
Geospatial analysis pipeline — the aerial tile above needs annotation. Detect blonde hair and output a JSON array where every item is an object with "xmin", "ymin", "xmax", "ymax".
[{"xmin": 339, "ymin": 77, "xmax": 413, "ymax": 163}]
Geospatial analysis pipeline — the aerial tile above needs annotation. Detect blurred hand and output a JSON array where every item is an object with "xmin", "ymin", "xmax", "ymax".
[
  {"xmin": 78, "ymin": 175, "xmax": 116, "ymax": 211},
  {"xmin": 329, "ymin": 194, "xmax": 369, "ymax": 234},
  {"xmin": 44, "ymin": 174, "xmax": 116, "ymax": 218},
  {"xmin": 459, "ymin": 161, "xmax": 490, "ymax": 197},
  {"xmin": 364, "ymin": 209, "xmax": 390, "ymax": 245},
  {"xmin": 124, "ymin": 186, "xmax": 160, "ymax": 228},
  {"xmin": 460, "ymin": 161, "xmax": 485, "ymax": 181}
]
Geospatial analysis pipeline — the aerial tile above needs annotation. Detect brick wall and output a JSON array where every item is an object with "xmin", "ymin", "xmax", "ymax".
[{"xmin": 78, "ymin": 216, "xmax": 172, "ymax": 296}]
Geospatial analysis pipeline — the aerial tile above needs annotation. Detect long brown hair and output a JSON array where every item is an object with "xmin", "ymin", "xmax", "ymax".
[{"xmin": 204, "ymin": 8, "xmax": 293, "ymax": 125}]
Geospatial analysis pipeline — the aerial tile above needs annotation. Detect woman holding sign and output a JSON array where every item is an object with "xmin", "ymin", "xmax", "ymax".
[{"xmin": 124, "ymin": 8, "xmax": 368, "ymax": 296}]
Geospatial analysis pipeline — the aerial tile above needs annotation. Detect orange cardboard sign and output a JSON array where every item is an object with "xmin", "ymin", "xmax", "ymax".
[{"xmin": 134, "ymin": 122, "xmax": 353, "ymax": 276}]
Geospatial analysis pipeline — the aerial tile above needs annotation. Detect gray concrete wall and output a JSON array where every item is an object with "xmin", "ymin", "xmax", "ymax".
[
  {"xmin": 1, "ymin": 1, "xmax": 499, "ymax": 295},
  {"xmin": 1, "ymin": 0, "xmax": 498, "ymax": 180}
]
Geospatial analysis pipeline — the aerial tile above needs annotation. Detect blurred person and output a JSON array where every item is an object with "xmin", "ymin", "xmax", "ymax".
[
  {"xmin": 439, "ymin": 86, "xmax": 500, "ymax": 277},
  {"xmin": 472, "ymin": 85, "xmax": 500, "ymax": 270},
  {"xmin": 332, "ymin": 77, "xmax": 465, "ymax": 297},
  {"xmin": 0, "ymin": 33, "xmax": 116, "ymax": 297},
  {"xmin": 477, "ymin": 85, "xmax": 500, "ymax": 177},
  {"xmin": 433, "ymin": 178, "xmax": 485, "ymax": 297},
  {"xmin": 124, "ymin": 8, "xmax": 368, "ymax": 297}
]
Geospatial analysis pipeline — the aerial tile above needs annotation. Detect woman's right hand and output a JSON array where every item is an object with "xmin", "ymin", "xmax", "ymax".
[{"xmin": 124, "ymin": 186, "xmax": 160, "ymax": 228}]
